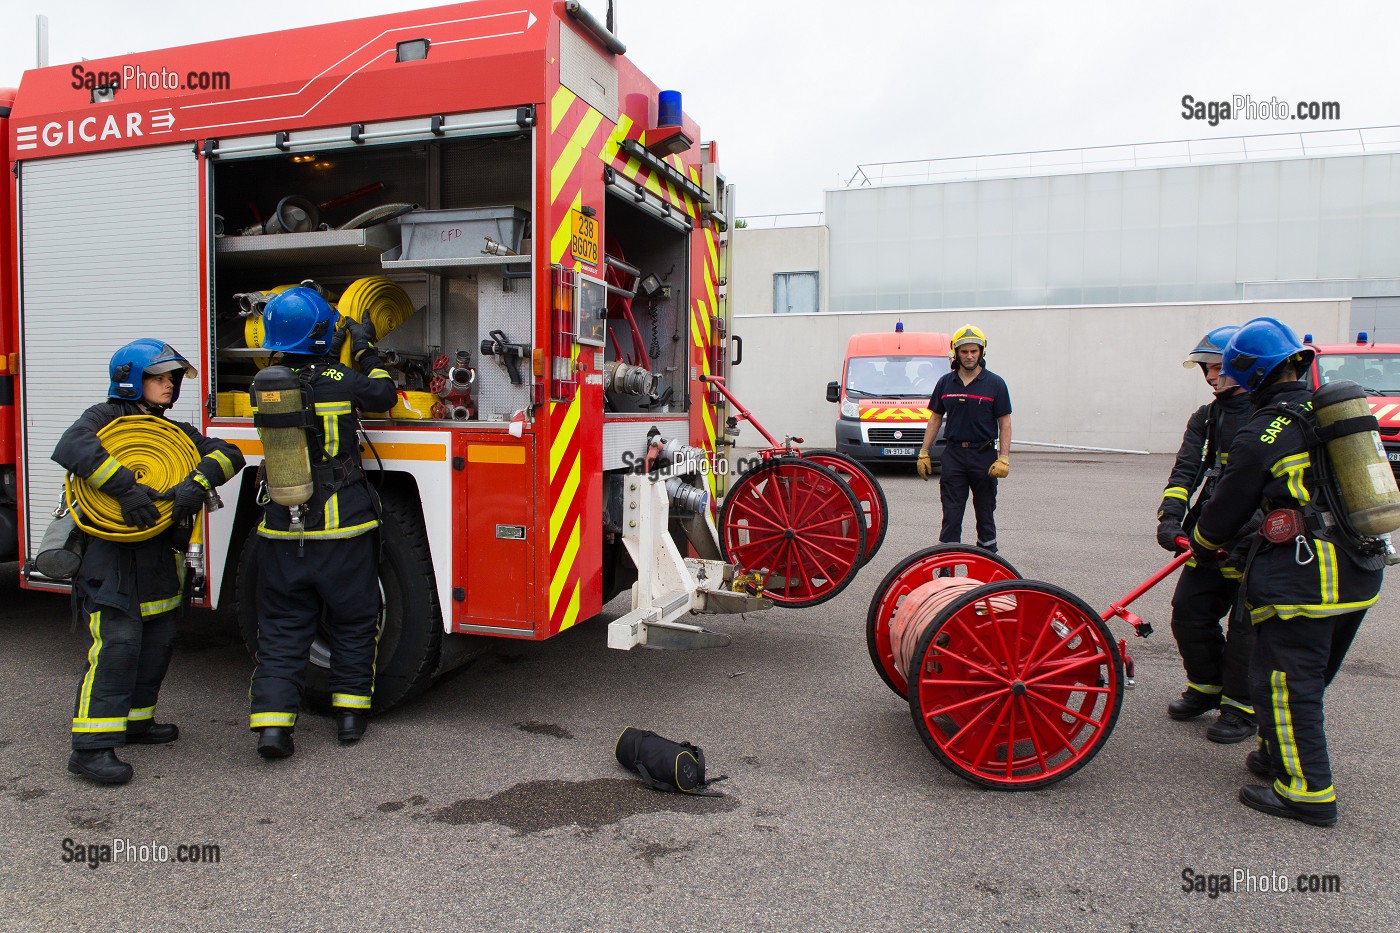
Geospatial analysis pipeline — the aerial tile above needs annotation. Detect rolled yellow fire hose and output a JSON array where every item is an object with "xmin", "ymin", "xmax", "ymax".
[
  {"xmin": 336, "ymin": 276, "xmax": 414, "ymax": 367},
  {"xmin": 66, "ymin": 415, "xmax": 201, "ymax": 543}
]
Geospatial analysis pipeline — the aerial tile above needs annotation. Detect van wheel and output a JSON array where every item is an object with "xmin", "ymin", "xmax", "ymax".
[{"xmin": 235, "ymin": 487, "xmax": 443, "ymax": 714}]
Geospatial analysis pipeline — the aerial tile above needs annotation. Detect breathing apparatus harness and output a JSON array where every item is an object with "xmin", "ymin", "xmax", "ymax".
[
  {"xmin": 253, "ymin": 359, "xmax": 379, "ymax": 554},
  {"xmin": 1250, "ymin": 394, "xmax": 1386, "ymax": 568}
]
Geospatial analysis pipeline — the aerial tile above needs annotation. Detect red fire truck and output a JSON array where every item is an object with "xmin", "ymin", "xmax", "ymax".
[{"xmin": 0, "ymin": 2, "xmax": 832, "ymax": 711}]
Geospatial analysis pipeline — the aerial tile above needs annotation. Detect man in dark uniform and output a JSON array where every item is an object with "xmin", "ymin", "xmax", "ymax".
[
  {"xmin": 1193, "ymin": 317, "xmax": 1383, "ymax": 827},
  {"xmin": 249, "ymin": 287, "xmax": 397, "ymax": 760},
  {"xmin": 917, "ymin": 325, "xmax": 1013, "ymax": 552},
  {"xmin": 54, "ymin": 339, "xmax": 245, "ymax": 784},
  {"xmin": 1157, "ymin": 326, "xmax": 1258, "ymax": 743}
]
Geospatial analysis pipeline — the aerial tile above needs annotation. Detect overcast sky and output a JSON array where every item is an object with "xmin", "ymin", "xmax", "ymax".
[{"xmin": 4, "ymin": 1, "xmax": 1398, "ymax": 217}]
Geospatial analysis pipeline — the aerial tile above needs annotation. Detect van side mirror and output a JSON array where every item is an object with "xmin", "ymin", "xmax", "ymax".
[{"xmin": 825, "ymin": 381, "xmax": 840, "ymax": 403}]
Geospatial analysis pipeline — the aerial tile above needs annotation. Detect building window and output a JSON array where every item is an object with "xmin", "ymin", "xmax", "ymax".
[{"xmin": 774, "ymin": 271, "xmax": 819, "ymax": 314}]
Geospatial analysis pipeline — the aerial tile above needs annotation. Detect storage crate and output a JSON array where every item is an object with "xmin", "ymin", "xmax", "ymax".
[{"xmin": 397, "ymin": 207, "xmax": 530, "ymax": 261}]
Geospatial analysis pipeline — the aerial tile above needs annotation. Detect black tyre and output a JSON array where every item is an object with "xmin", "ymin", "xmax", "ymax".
[{"xmin": 236, "ymin": 486, "xmax": 443, "ymax": 714}]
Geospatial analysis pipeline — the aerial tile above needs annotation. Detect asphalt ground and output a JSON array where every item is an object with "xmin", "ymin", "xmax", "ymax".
[{"xmin": 1, "ymin": 452, "xmax": 1396, "ymax": 931}]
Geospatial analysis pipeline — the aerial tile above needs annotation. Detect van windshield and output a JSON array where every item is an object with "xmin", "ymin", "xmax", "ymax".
[
  {"xmin": 1315, "ymin": 354, "xmax": 1400, "ymax": 396},
  {"xmin": 845, "ymin": 355, "xmax": 943, "ymax": 398}
]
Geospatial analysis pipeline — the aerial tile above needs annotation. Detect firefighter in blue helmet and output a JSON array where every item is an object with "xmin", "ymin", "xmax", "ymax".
[
  {"xmin": 248, "ymin": 287, "xmax": 397, "ymax": 759},
  {"xmin": 1157, "ymin": 326, "xmax": 1259, "ymax": 743},
  {"xmin": 1193, "ymin": 317, "xmax": 1384, "ymax": 826},
  {"xmin": 54, "ymin": 340, "xmax": 244, "ymax": 785}
]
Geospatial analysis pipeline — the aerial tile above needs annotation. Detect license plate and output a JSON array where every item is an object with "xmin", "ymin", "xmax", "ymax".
[
  {"xmin": 882, "ymin": 447, "xmax": 917, "ymax": 457},
  {"xmin": 1389, "ymin": 452, "xmax": 1399, "ymax": 462}
]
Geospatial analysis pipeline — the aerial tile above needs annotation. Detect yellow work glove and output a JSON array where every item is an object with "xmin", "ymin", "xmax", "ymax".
[
  {"xmin": 988, "ymin": 455, "xmax": 1010, "ymax": 479},
  {"xmin": 917, "ymin": 450, "xmax": 934, "ymax": 480}
]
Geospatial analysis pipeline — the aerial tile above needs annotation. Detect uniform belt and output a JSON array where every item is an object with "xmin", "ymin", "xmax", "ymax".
[{"xmin": 950, "ymin": 441, "xmax": 993, "ymax": 449}]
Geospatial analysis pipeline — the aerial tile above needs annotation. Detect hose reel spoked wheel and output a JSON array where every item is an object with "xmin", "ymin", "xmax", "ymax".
[
  {"xmin": 719, "ymin": 457, "xmax": 866, "ymax": 607},
  {"xmin": 866, "ymin": 545, "xmax": 1021, "ymax": 697},
  {"xmin": 798, "ymin": 449, "xmax": 888, "ymax": 567},
  {"xmin": 902, "ymin": 579, "xmax": 1124, "ymax": 790}
]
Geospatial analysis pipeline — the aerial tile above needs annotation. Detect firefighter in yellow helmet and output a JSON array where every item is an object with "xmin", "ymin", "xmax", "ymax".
[{"xmin": 918, "ymin": 325, "xmax": 1013, "ymax": 552}]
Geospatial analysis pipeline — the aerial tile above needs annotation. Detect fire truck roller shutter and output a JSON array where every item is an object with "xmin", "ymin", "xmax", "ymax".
[
  {"xmin": 18, "ymin": 145, "xmax": 201, "ymax": 559},
  {"xmin": 235, "ymin": 482, "xmax": 446, "ymax": 713}
]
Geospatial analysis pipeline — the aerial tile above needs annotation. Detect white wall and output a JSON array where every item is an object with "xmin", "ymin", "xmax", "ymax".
[
  {"xmin": 732, "ymin": 225, "xmax": 829, "ymax": 315},
  {"xmin": 727, "ymin": 299, "xmax": 1350, "ymax": 454}
]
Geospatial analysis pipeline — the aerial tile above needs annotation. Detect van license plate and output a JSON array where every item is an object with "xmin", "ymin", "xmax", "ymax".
[{"xmin": 882, "ymin": 447, "xmax": 917, "ymax": 457}]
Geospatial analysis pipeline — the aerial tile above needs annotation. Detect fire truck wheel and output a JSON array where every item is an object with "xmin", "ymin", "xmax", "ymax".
[{"xmin": 235, "ymin": 490, "xmax": 444, "ymax": 714}]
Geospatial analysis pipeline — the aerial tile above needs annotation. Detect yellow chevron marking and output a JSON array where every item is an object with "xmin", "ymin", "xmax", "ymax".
[
  {"xmin": 550, "ymin": 452, "xmax": 581, "ymax": 549},
  {"xmin": 550, "ymin": 192, "xmax": 583, "ymax": 264},
  {"xmin": 549, "ymin": 394, "xmax": 581, "ymax": 478},
  {"xmin": 549, "ymin": 86, "xmax": 577, "ymax": 133},
  {"xmin": 1373, "ymin": 403, "xmax": 1397, "ymax": 421},
  {"xmin": 706, "ymin": 228, "xmax": 718, "ymax": 270},
  {"xmin": 603, "ymin": 114, "xmax": 633, "ymax": 163},
  {"xmin": 559, "ymin": 581, "xmax": 582, "ymax": 631},
  {"xmin": 551, "ymin": 108, "xmax": 605, "ymax": 202},
  {"xmin": 643, "ymin": 168, "xmax": 664, "ymax": 197},
  {"xmin": 549, "ymin": 517, "xmax": 581, "ymax": 615}
]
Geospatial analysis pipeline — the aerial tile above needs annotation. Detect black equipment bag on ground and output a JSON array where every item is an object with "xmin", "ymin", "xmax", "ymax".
[{"xmin": 615, "ymin": 727, "xmax": 727, "ymax": 796}]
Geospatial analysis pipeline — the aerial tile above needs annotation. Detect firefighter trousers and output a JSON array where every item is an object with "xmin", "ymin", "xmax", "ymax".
[
  {"xmin": 249, "ymin": 534, "xmax": 380, "ymax": 730},
  {"xmin": 71, "ymin": 597, "xmax": 177, "ymax": 751},
  {"xmin": 1250, "ymin": 609, "xmax": 1364, "ymax": 813},
  {"xmin": 1169, "ymin": 561, "xmax": 1254, "ymax": 717},
  {"xmin": 939, "ymin": 444, "xmax": 999, "ymax": 550}
]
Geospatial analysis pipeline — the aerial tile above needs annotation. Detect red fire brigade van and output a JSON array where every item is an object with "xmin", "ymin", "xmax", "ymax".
[
  {"xmin": 825, "ymin": 326, "xmax": 948, "ymax": 467},
  {"xmin": 0, "ymin": 1, "xmax": 791, "ymax": 711}
]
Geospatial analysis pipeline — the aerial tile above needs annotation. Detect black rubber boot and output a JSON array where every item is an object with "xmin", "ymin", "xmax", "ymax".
[
  {"xmin": 1245, "ymin": 749, "xmax": 1273, "ymax": 779},
  {"xmin": 67, "ymin": 748, "xmax": 134, "ymax": 785},
  {"xmin": 336, "ymin": 711, "xmax": 367, "ymax": 745},
  {"xmin": 256, "ymin": 727, "xmax": 295, "ymax": 760},
  {"xmin": 1239, "ymin": 784, "xmax": 1337, "ymax": 827},
  {"xmin": 1207, "ymin": 710, "xmax": 1256, "ymax": 744},
  {"xmin": 1167, "ymin": 688, "xmax": 1220, "ymax": 721},
  {"xmin": 126, "ymin": 721, "xmax": 180, "ymax": 745}
]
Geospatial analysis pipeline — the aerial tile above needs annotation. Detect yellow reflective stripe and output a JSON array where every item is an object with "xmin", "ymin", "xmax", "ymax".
[
  {"xmin": 314, "ymin": 401, "xmax": 353, "ymax": 414},
  {"xmin": 88, "ymin": 457, "xmax": 120, "ymax": 488},
  {"xmin": 1270, "ymin": 671, "xmax": 1310, "ymax": 800},
  {"xmin": 1270, "ymin": 452, "xmax": 1310, "ymax": 476},
  {"xmin": 1250, "ymin": 604, "xmax": 1275, "ymax": 623},
  {"xmin": 1317, "ymin": 540, "xmax": 1339, "ymax": 604},
  {"xmin": 250, "ymin": 712, "xmax": 297, "ymax": 728},
  {"xmin": 257, "ymin": 519, "xmax": 379, "ymax": 540},
  {"xmin": 77, "ymin": 610, "xmax": 103, "ymax": 720},
  {"xmin": 331, "ymin": 694, "xmax": 371, "ymax": 709},
  {"xmin": 1220, "ymin": 697, "xmax": 1254, "ymax": 714},
  {"xmin": 72, "ymin": 718, "xmax": 127, "ymax": 733},
  {"xmin": 367, "ymin": 368, "xmax": 392, "ymax": 381},
  {"xmin": 1219, "ymin": 450, "xmax": 1229, "ymax": 464},
  {"xmin": 193, "ymin": 471, "xmax": 212, "ymax": 490},
  {"xmin": 1192, "ymin": 526, "xmax": 1223, "ymax": 550},
  {"xmin": 1220, "ymin": 566, "xmax": 1243, "ymax": 581},
  {"xmin": 127, "ymin": 706, "xmax": 155, "ymax": 721},
  {"xmin": 141, "ymin": 594, "xmax": 183, "ymax": 617},
  {"xmin": 210, "ymin": 450, "xmax": 236, "ymax": 480},
  {"xmin": 324, "ymin": 415, "xmax": 341, "ymax": 458},
  {"xmin": 1186, "ymin": 681, "xmax": 1222, "ymax": 695},
  {"xmin": 1271, "ymin": 596, "xmax": 1380, "ymax": 619},
  {"xmin": 1273, "ymin": 779, "xmax": 1336, "ymax": 803},
  {"xmin": 1162, "ymin": 486, "xmax": 1189, "ymax": 502},
  {"xmin": 326, "ymin": 491, "xmax": 340, "ymax": 531}
]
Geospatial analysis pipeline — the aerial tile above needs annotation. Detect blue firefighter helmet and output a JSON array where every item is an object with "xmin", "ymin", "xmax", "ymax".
[
  {"xmin": 1182, "ymin": 325, "xmax": 1240, "ymax": 370},
  {"xmin": 108, "ymin": 339, "xmax": 196, "ymax": 402},
  {"xmin": 1222, "ymin": 317, "xmax": 1316, "ymax": 393},
  {"xmin": 261, "ymin": 287, "xmax": 340, "ymax": 356}
]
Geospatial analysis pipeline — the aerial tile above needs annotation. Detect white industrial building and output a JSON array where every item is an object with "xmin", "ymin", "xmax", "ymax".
[{"xmin": 729, "ymin": 129, "xmax": 1400, "ymax": 453}]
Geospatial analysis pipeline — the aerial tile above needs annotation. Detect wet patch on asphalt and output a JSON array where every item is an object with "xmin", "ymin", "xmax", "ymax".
[
  {"xmin": 514, "ymin": 720, "xmax": 573, "ymax": 739},
  {"xmin": 429, "ymin": 778, "xmax": 738, "ymax": 835}
]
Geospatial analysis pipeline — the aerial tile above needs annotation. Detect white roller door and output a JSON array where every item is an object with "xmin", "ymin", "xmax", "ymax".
[{"xmin": 19, "ymin": 145, "xmax": 201, "ymax": 556}]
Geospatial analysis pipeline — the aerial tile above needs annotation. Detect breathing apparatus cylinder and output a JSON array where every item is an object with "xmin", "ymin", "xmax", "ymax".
[
  {"xmin": 1312, "ymin": 380, "xmax": 1400, "ymax": 535},
  {"xmin": 251, "ymin": 366, "xmax": 314, "ymax": 507}
]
